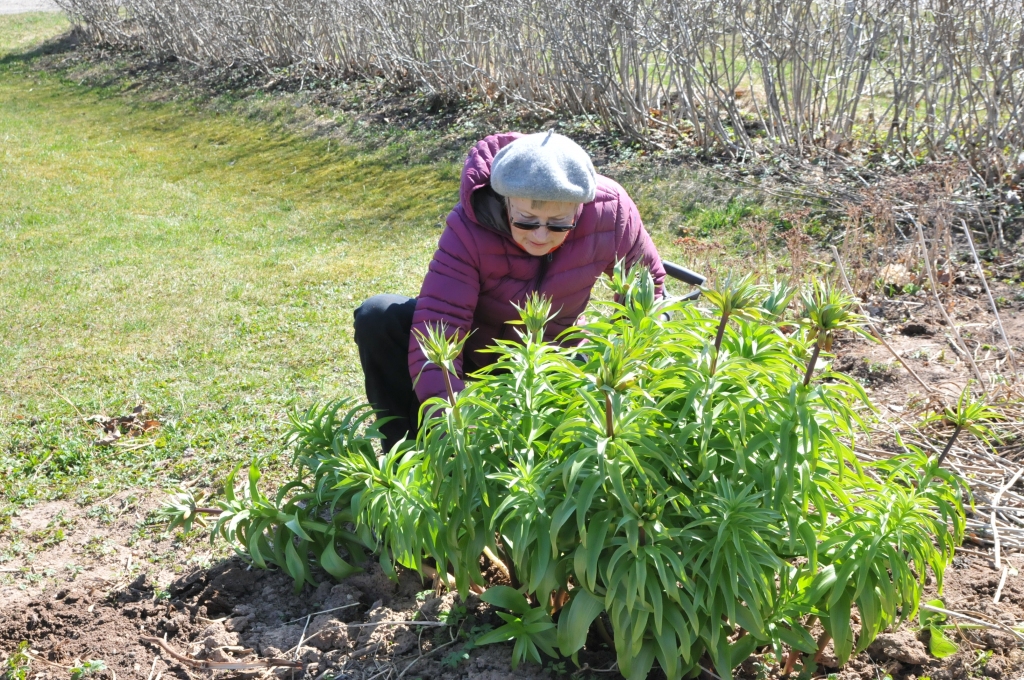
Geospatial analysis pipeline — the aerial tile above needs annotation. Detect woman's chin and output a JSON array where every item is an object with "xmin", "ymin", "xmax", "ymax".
[{"xmin": 520, "ymin": 242, "xmax": 550, "ymax": 256}]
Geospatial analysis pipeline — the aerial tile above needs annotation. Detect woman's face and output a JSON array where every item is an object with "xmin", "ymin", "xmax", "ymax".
[{"xmin": 506, "ymin": 197, "xmax": 580, "ymax": 257}]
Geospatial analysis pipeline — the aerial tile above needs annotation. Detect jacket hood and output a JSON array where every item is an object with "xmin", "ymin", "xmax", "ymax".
[{"xmin": 459, "ymin": 132, "xmax": 523, "ymax": 228}]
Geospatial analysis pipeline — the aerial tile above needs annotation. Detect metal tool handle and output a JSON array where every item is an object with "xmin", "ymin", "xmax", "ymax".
[{"xmin": 662, "ymin": 261, "xmax": 706, "ymax": 287}]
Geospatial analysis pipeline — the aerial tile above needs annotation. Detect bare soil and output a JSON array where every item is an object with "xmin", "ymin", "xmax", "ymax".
[{"xmin": 3, "ymin": 539, "xmax": 1024, "ymax": 680}]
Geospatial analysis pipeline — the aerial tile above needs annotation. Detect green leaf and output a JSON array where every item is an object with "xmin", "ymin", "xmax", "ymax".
[
  {"xmin": 284, "ymin": 539, "xmax": 306, "ymax": 593},
  {"xmin": 919, "ymin": 599, "xmax": 947, "ymax": 628},
  {"xmin": 320, "ymin": 541, "xmax": 359, "ymax": 580},
  {"xmin": 829, "ymin": 594, "xmax": 853, "ymax": 664},
  {"xmin": 476, "ymin": 622, "xmax": 520, "ymax": 646},
  {"xmin": 285, "ymin": 515, "xmax": 314, "ymax": 541},
  {"xmin": 928, "ymin": 625, "xmax": 958, "ymax": 658},
  {"xmin": 481, "ymin": 586, "xmax": 532, "ymax": 616},
  {"xmin": 557, "ymin": 588, "xmax": 605, "ymax": 655}
]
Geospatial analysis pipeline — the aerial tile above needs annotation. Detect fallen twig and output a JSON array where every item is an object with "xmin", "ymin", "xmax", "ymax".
[
  {"xmin": 282, "ymin": 602, "xmax": 360, "ymax": 624},
  {"xmin": 994, "ymin": 566, "xmax": 1010, "ymax": 604},
  {"xmin": 910, "ymin": 216, "xmax": 986, "ymax": 387},
  {"xmin": 993, "ymin": 468, "xmax": 1024, "ymax": 570},
  {"xmin": 140, "ymin": 636, "xmax": 303, "ymax": 670},
  {"xmin": 396, "ymin": 636, "xmax": 460, "ymax": 679},
  {"xmin": 482, "ymin": 546, "xmax": 512, "ymax": 583},
  {"xmin": 960, "ymin": 219, "xmax": 1019, "ymax": 376},
  {"xmin": 296, "ymin": 614, "xmax": 312, "ymax": 660},
  {"xmin": 344, "ymin": 621, "xmax": 446, "ymax": 629},
  {"xmin": 830, "ymin": 246, "xmax": 933, "ymax": 394},
  {"xmin": 919, "ymin": 605, "xmax": 1024, "ymax": 644},
  {"xmin": 23, "ymin": 650, "xmax": 73, "ymax": 670}
]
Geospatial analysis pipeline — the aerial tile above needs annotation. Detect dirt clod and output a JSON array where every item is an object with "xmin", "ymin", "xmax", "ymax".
[{"xmin": 868, "ymin": 631, "xmax": 930, "ymax": 665}]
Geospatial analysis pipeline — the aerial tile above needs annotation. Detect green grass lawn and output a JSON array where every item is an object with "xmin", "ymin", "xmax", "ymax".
[
  {"xmin": 0, "ymin": 13, "xmax": 776, "ymax": 528},
  {"xmin": 0, "ymin": 13, "xmax": 466, "ymax": 517}
]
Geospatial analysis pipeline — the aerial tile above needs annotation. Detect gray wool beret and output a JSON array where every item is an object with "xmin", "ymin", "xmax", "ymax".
[{"xmin": 490, "ymin": 131, "xmax": 597, "ymax": 203}]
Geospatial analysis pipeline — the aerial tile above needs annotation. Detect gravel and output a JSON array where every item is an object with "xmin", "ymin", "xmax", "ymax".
[{"xmin": 0, "ymin": 0, "xmax": 61, "ymax": 14}]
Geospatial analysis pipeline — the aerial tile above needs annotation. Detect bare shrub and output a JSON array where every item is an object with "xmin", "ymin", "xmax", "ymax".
[{"xmin": 56, "ymin": 0, "xmax": 1024, "ymax": 160}]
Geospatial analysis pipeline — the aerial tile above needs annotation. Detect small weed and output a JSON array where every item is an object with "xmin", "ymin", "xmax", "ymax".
[
  {"xmin": 28, "ymin": 510, "xmax": 75, "ymax": 548},
  {"xmin": 69, "ymin": 659, "xmax": 105, "ymax": 680},
  {"xmin": 1, "ymin": 641, "xmax": 31, "ymax": 680},
  {"xmin": 753, "ymin": 652, "xmax": 777, "ymax": 680},
  {"xmin": 441, "ymin": 602, "xmax": 468, "ymax": 627},
  {"xmin": 440, "ymin": 623, "xmax": 493, "ymax": 669},
  {"xmin": 439, "ymin": 649, "xmax": 468, "ymax": 669},
  {"xmin": 546, "ymin": 660, "xmax": 568, "ymax": 675},
  {"xmin": 866, "ymin": 359, "xmax": 894, "ymax": 375},
  {"xmin": 85, "ymin": 504, "xmax": 117, "ymax": 525},
  {"xmin": 83, "ymin": 536, "xmax": 114, "ymax": 559}
]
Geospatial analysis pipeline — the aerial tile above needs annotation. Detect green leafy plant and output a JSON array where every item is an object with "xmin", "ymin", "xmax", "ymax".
[
  {"xmin": 476, "ymin": 587, "xmax": 558, "ymax": 669},
  {"xmin": 760, "ymin": 280, "xmax": 797, "ymax": 321},
  {"xmin": 156, "ymin": 486, "xmax": 218, "ymax": 534},
  {"xmin": 1, "ymin": 642, "xmax": 31, "ymax": 680},
  {"xmin": 799, "ymin": 279, "xmax": 871, "ymax": 385},
  {"xmin": 165, "ymin": 264, "xmax": 966, "ymax": 679},
  {"xmin": 159, "ymin": 404, "xmax": 386, "ymax": 592},
  {"xmin": 922, "ymin": 385, "xmax": 1002, "ymax": 466},
  {"xmin": 69, "ymin": 660, "xmax": 105, "ymax": 680}
]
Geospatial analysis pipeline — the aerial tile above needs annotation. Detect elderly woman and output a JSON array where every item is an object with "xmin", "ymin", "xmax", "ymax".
[{"xmin": 354, "ymin": 131, "xmax": 666, "ymax": 450}]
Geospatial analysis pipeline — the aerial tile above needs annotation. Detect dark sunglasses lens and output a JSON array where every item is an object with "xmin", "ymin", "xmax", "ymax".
[{"xmin": 512, "ymin": 221, "xmax": 574, "ymax": 232}]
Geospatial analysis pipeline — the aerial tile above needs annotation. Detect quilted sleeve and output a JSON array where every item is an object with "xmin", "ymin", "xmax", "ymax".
[
  {"xmin": 608, "ymin": 191, "xmax": 666, "ymax": 296},
  {"xmin": 408, "ymin": 211, "xmax": 481, "ymax": 403}
]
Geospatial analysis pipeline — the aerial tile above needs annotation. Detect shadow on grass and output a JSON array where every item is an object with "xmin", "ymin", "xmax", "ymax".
[
  {"xmin": 2, "ymin": 33, "xmax": 460, "ymax": 215},
  {"xmin": 0, "ymin": 26, "xmax": 81, "ymax": 66}
]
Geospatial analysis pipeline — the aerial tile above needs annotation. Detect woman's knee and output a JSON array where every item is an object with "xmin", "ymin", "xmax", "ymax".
[{"xmin": 353, "ymin": 294, "xmax": 416, "ymax": 345}]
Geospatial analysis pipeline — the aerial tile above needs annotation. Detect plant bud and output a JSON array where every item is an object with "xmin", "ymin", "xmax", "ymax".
[{"xmin": 637, "ymin": 519, "xmax": 645, "ymax": 527}]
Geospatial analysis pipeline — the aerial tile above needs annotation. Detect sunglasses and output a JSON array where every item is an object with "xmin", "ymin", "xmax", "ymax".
[{"xmin": 509, "ymin": 219, "xmax": 577, "ymax": 233}]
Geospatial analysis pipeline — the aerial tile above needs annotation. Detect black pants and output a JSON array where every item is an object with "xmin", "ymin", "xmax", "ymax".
[{"xmin": 353, "ymin": 294, "xmax": 420, "ymax": 452}]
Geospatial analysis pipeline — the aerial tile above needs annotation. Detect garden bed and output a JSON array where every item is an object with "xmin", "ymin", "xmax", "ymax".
[{"xmin": 5, "ymin": 278, "xmax": 1024, "ymax": 680}]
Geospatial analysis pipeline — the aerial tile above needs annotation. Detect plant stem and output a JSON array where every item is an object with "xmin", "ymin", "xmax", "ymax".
[
  {"xmin": 936, "ymin": 424, "xmax": 963, "ymax": 467},
  {"xmin": 714, "ymin": 311, "xmax": 730, "ymax": 351},
  {"xmin": 604, "ymin": 391, "xmax": 615, "ymax": 439},
  {"xmin": 595, "ymin": 616, "xmax": 615, "ymax": 648},
  {"xmin": 710, "ymin": 311, "xmax": 730, "ymax": 375},
  {"xmin": 441, "ymin": 366, "xmax": 462, "ymax": 428},
  {"xmin": 802, "ymin": 344, "xmax": 821, "ymax": 386},
  {"xmin": 782, "ymin": 616, "xmax": 817, "ymax": 676},
  {"xmin": 813, "ymin": 631, "xmax": 832, "ymax": 662},
  {"xmin": 781, "ymin": 649, "xmax": 801, "ymax": 676},
  {"xmin": 497, "ymin": 535, "xmax": 521, "ymax": 589}
]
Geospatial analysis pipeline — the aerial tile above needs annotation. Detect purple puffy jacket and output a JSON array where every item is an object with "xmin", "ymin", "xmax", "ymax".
[{"xmin": 409, "ymin": 132, "xmax": 666, "ymax": 402}]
